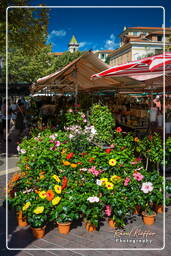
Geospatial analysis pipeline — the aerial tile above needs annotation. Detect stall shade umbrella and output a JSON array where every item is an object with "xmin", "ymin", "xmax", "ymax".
[{"xmin": 91, "ymin": 52, "xmax": 171, "ymax": 81}]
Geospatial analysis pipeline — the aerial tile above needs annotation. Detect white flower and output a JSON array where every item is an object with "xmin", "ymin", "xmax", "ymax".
[
  {"xmin": 49, "ymin": 135, "xmax": 56, "ymax": 140},
  {"xmin": 68, "ymin": 134, "xmax": 74, "ymax": 139},
  {"xmin": 96, "ymin": 179, "xmax": 102, "ymax": 186},
  {"xmin": 80, "ymin": 168, "xmax": 88, "ymax": 172},
  {"xmin": 91, "ymin": 126, "xmax": 96, "ymax": 135},
  {"xmin": 87, "ymin": 196, "xmax": 100, "ymax": 203},
  {"xmin": 17, "ymin": 146, "xmax": 20, "ymax": 152},
  {"xmin": 20, "ymin": 149, "xmax": 26, "ymax": 154},
  {"xmin": 141, "ymin": 182, "xmax": 154, "ymax": 194}
]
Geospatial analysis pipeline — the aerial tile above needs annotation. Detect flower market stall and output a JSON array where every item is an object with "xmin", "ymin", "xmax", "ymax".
[{"xmin": 6, "ymin": 52, "xmax": 171, "ymax": 242}]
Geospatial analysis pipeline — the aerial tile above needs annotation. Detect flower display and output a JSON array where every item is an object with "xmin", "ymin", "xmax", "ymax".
[
  {"xmin": 100, "ymin": 178, "xmax": 108, "ymax": 185},
  {"xmin": 20, "ymin": 149, "xmax": 26, "ymax": 154},
  {"xmin": 46, "ymin": 190, "xmax": 55, "ymax": 201},
  {"xmin": 124, "ymin": 177, "xmax": 130, "ymax": 186},
  {"xmin": 89, "ymin": 166, "xmax": 101, "ymax": 177},
  {"xmin": 141, "ymin": 182, "xmax": 154, "ymax": 194},
  {"xmin": 66, "ymin": 153, "xmax": 74, "ymax": 159},
  {"xmin": 106, "ymin": 182, "xmax": 114, "ymax": 190},
  {"xmin": 54, "ymin": 185, "xmax": 62, "ymax": 194},
  {"xmin": 110, "ymin": 175, "xmax": 121, "ymax": 183},
  {"xmin": 63, "ymin": 161, "xmax": 70, "ymax": 166},
  {"xmin": 39, "ymin": 191, "xmax": 47, "ymax": 199},
  {"xmin": 109, "ymin": 159, "xmax": 117, "ymax": 166},
  {"xmin": 87, "ymin": 196, "xmax": 100, "ymax": 203},
  {"xmin": 134, "ymin": 137, "xmax": 139, "ymax": 142},
  {"xmin": 105, "ymin": 148, "xmax": 111, "ymax": 154},
  {"xmin": 116, "ymin": 127, "xmax": 122, "ymax": 133},
  {"xmin": 70, "ymin": 163, "xmax": 77, "ymax": 168},
  {"xmin": 52, "ymin": 196, "xmax": 61, "ymax": 205},
  {"xmin": 33, "ymin": 206, "xmax": 44, "ymax": 214},
  {"xmin": 52, "ymin": 175, "xmax": 61, "ymax": 183},
  {"xmin": 96, "ymin": 179, "xmax": 102, "ymax": 186},
  {"xmin": 105, "ymin": 205, "xmax": 112, "ymax": 217},
  {"xmin": 22, "ymin": 202, "xmax": 31, "ymax": 211},
  {"xmin": 133, "ymin": 172, "xmax": 144, "ymax": 181}
]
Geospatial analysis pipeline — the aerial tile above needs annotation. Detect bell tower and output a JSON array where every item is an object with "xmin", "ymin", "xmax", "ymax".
[{"xmin": 68, "ymin": 35, "xmax": 79, "ymax": 53}]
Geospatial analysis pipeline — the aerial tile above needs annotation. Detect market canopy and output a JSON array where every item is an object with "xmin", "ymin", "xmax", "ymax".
[
  {"xmin": 91, "ymin": 52, "xmax": 171, "ymax": 90},
  {"xmin": 31, "ymin": 51, "xmax": 143, "ymax": 94}
]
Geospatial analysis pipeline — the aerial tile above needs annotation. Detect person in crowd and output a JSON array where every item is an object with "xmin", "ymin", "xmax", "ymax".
[
  {"xmin": 1, "ymin": 99, "xmax": 12, "ymax": 141},
  {"xmin": 15, "ymin": 102, "xmax": 25, "ymax": 139},
  {"xmin": 10, "ymin": 99, "xmax": 17, "ymax": 126}
]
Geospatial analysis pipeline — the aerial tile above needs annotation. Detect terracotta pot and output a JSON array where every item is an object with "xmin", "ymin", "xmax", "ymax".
[
  {"xmin": 31, "ymin": 226, "xmax": 45, "ymax": 238},
  {"xmin": 57, "ymin": 222, "xmax": 71, "ymax": 234},
  {"xmin": 142, "ymin": 211, "xmax": 156, "ymax": 225},
  {"xmin": 155, "ymin": 205, "xmax": 164, "ymax": 213},
  {"xmin": 17, "ymin": 211, "xmax": 28, "ymax": 227},
  {"xmin": 85, "ymin": 222, "xmax": 96, "ymax": 232},
  {"xmin": 108, "ymin": 219, "xmax": 116, "ymax": 228},
  {"xmin": 134, "ymin": 205, "xmax": 141, "ymax": 215}
]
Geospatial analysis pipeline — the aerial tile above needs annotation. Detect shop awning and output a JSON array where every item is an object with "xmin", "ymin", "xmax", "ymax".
[
  {"xmin": 91, "ymin": 52, "xmax": 171, "ymax": 82},
  {"xmin": 31, "ymin": 51, "xmax": 142, "ymax": 94}
]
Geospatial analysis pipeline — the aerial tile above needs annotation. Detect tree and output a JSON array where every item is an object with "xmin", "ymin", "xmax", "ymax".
[{"xmin": 1, "ymin": 0, "xmax": 49, "ymax": 53}]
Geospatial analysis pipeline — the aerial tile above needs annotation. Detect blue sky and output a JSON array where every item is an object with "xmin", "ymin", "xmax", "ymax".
[{"xmin": 30, "ymin": 0, "xmax": 171, "ymax": 52}]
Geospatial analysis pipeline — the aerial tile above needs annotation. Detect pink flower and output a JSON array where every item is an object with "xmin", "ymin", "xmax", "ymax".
[
  {"xmin": 141, "ymin": 182, "xmax": 154, "ymax": 194},
  {"xmin": 55, "ymin": 141, "xmax": 60, "ymax": 147},
  {"xmin": 81, "ymin": 113, "xmax": 86, "ymax": 118},
  {"xmin": 34, "ymin": 137, "xmax": 39, "ymax": 141},
  {"xmin": 130, "ymin": 161, "xmax": 138, "ymax": 165},
  {"xmin": 124, "ymin": 177, "xmax": 130, "ymax": 186},
  {"xmin": 110, "ymin": 144, "xmax": 115, "ymax": 148},
  {"xmin": 105, "ymin": 205, "xmax": 112, "ymax": 217},
  {"xmin": 89, "ymin": 166, "xmax": 101, "ymax": 176},
  {"xmin": 135, "ymin": 157, "xmax": 142, "ymax": 162},
  {"xmin": 133, "ymin": 172, "xmax": 144, "ymax": 181},
  {"xmin": 68, "ymin": 108, "xmax": 73, "ymax": 112},
  {"xmin": 50, "ymin": 140, "xmax": 54, "ymax": 143}
]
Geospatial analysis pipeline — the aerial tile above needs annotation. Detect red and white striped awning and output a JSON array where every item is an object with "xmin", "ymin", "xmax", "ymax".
[{"xmin": 91, "ymin": 52, "xmax": 171, "ymax": 81}]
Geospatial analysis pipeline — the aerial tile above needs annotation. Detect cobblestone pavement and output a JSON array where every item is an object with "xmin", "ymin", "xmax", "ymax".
[{"xmin": 0, "ymin": 173, "xmax": 171, "ymax": 256}]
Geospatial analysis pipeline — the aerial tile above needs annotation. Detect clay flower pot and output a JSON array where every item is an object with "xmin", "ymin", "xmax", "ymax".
[
  {"xmin": 134, "ymin": 205, "xmax": 141, "ymax": 215},
  {"xmin": 17, "ymin": 211, "xmax": 28, "ymax": 227},
  {"xmin": 57, "ymin": 222, "xmax": 71, "ymax": 234},
  {"xmin": 31, "ymin": 226, "xmax": 46, "ymax": 238},
  {"xmin": 85, "ymin": 222, "xmax": 96, "ymax": 232},
  {"xmin": 142, "ymin": 211, "xmax": 156, "ymax": 225},
  {"xmin": 155, "ymin": 205, "xmax": 164, "ymax": 213},
  {"xmin": 108, "ymin": 219, "xmax": 116, "ymax": 228}
]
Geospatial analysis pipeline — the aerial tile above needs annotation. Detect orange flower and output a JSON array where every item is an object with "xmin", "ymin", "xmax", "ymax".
[
  {"xmin": 63, "ymin": 161, "xmax": 70, "ymax": 166},
  {"xmin": 39, "ymin": 175, "xmax": 45, "ymax": 179},
  {"xmin": 46, "ymin": 190, "xmax": 54, "ymax": 201},
  {"xmin": 11, "ymin": 173, "xmax": 20, "ymax": 182},
  {"xmin": 134, "ymin": 137, "xmax": 139, "ymax": 142},
  {"xmin": 39, "ymin": 171, "xmax": 45, "ymax": 175},
  {"xmin": 70, "ymin": 163, "xmax": 77, "ymax": 168},
  {"xmin": 25, "ymin": 164, "xmax": 30, "ymax": 170}
]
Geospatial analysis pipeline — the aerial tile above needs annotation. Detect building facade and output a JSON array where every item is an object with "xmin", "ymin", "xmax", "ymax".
[
  {"xmin": 93, "ymin": 50, "xmax": 115, "ymax": 63},
  {"xmin": 109, "ymin": 27, "xmax": 171, "ymax": 66}
]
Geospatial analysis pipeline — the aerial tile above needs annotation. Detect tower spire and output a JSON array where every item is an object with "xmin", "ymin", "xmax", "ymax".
[{"xmin": 68, "ymin": 34, "xmax": 79, "ymax": 53}]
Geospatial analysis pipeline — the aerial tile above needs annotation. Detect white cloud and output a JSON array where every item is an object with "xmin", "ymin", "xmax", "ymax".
[
  {"xmin": 47, "ymin": 29, "xmax": 67, "ymax": 42},
  {"xmin": 104, "ymin": 34, "xmax": 119, "ymax": 50}
]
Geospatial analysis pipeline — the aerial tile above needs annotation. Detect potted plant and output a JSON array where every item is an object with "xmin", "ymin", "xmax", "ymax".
[
  {"xmin": 51, "ymin": 195, "xmax": 79, "ymax": 234},
  {"xmin": 27, "ymin": 206, "xmax": 48, "ymax": 238}
]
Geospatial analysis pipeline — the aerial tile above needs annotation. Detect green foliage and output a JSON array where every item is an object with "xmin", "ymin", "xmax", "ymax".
[
  {"xmin": 1, "ymin": 1, "xmax": 49, "ymax": 52},
  {"xmin": 89, "ymin": 104, "xmax": 115, "ymax": 144}
]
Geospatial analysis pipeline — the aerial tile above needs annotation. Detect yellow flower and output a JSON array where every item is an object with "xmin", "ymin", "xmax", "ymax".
[
  {"xmin": 109, "ymin": 159, "xmax": 117, "ymax": 166},
  {"xmin": 70, "ymin": 163, "xmax": 77, "ymax": 168},
  {"xmin": 54, "ymin": 185, "xmax": 62, "ymax": 194},
  {"xmin": 106, "ymin": 182, "xmax": 114, "ymax": 190},
  {"xmin": 100, "ymin": 178, "xmax": 108, "ymax": 185},
  {"xmin": 33, "ymin": 206, "xmax": 44, "ymax": 214},
  {"xmin": 52, "ymin": 175, "xmax": 61, "ymax": 183},
  {"xmin": 110, "ymin": 175, "xmax": 121, "ymax": 183},
  {"xmin": 39, "ymin": 191, "xmax": 47, "ymax": 199},
  {"xmin": 52, "ymin": 196, "xmax": 61, "ymax": 206},
  {"xmin": 22, "ymin": 202, "xmax": 31, "ymax": 211}
]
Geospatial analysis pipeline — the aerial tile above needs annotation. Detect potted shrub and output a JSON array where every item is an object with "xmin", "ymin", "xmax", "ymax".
[
  {"xmin": 27, "ymin": 206, "xmax": 48, "ymax": 238},
  {"xmin": 51, "ymin": 195, "xmax": 79, "ymax": 235}
]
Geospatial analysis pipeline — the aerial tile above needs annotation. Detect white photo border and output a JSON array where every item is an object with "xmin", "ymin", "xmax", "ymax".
[{"xmin": 6, "ymin": 5, "xmax": 166, "ymax": 251}]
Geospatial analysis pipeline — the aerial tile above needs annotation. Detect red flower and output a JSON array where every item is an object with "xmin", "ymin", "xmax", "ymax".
[
  {"xmin": 116, "ymin": 127, "xmax": 122, "ymax": 133},
  {"xmin": 77, "ymin": 162, "xmax": 82, "ymax": 165},
  {"xmin": 89, "ymin": 157, "xmax": 95, "ymax": 163},
  {"xmin": 66, "ymin": 153, "xmax": 74, "ymax": 159},
  {"xmin": 148, "ymin": 135, "xmax": 153, "ymax": 141},
  {"xmin": 62, "ymin": 176, "xmax": 68, "ymax": 190},
  {"xmin": 81, "ymin": 152, "xmax": 87, "ymax": 156},
  {"xmin": 105, "ymin": 148, "xmax": 111, "ymax": 154}
]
